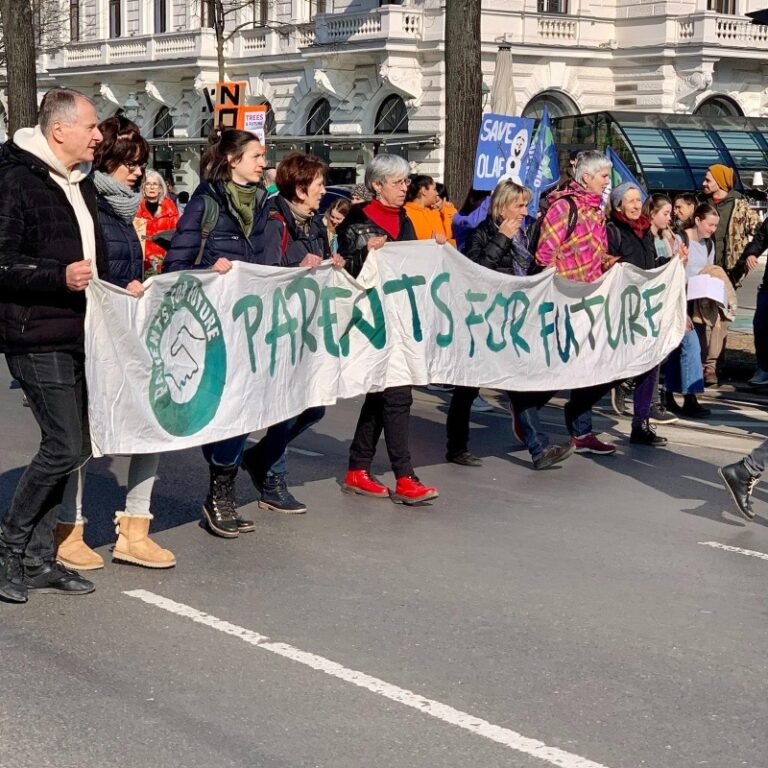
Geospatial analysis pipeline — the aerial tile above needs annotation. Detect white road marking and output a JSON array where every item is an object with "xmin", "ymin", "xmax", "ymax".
[
  {"xmin": 286, "ymin": 446, "xmax": 323, "ymax": 457},
  {"xmin": 125, "ymin": 589, "xmax": 612, "ymax": 768},
  {"xmin": 699, "ymin": 541, "xmax": 768, "ymax": 561}
]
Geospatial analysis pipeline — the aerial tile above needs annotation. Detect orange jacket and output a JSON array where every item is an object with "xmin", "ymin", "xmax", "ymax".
[{"xmin": 404, "ymin": 201, "xmax": 456, "ymax": 246}]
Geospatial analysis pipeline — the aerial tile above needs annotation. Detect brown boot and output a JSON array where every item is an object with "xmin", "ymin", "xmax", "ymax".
[
  {"xmin": 55, "ymin": 522, "xmax": 104, "ymax": 570},
  {"xmin": 113, "ymin": 513, "xmax": 176, "ymax": 569}
]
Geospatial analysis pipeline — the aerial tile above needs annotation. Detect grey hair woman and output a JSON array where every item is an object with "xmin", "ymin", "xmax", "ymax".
[{"xmin": 334, "ymin": 154, "xmax": 439, "ymax": 505}]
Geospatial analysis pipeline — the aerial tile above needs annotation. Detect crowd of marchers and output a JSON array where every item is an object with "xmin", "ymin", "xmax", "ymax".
[{"xmin": 0, "ymin": 87, "xmax": 765, "ymax": 604}]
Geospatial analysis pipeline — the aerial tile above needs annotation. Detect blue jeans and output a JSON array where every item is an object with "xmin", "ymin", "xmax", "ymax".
[
  {"xmin": 0, "ymin": 351, "xmax": 90, "ymax": 567},
  {"xmin": 202, "ymin": 435, "xmax": 250, "ymax": 468},
  {"xmin": 509, "ymin": 384, "xmax": 612, "ymax": 460},
  {"xmin": 664, "ymin": 329, "xmax": 704, "ymax": 395},
  {"xmin": 745, "ymin": 438, "xmax": 768, "ymax": 476},
  {"xmin": 242, "ymin": 407, "xmax": 326, "ymax": 478}
]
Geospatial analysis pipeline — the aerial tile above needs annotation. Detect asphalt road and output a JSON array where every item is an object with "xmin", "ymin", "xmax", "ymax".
[{"xmin": 1, "ymin": 366, "xmax": 767, "ymax": 768}]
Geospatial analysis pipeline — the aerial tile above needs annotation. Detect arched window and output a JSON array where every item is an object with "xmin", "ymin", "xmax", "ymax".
[
  {"xmin": 374, "ymin": 95, "xmax": 409, "ymax": 135},
  {"xmin": 694, "ymin": 95, "xmax": 744, "ymax": 118},
  {"xmin": 153, "ymin": 106, "xmax": 174, "ymax": 139},
  {"xmin": 522, "ymin": 90, "xmax": 579, "ymax": 119},
  {"xmin": 305, "ymin": 98, "xmax": 331, "ymax": 161},
  {"xmin": 306, "ymin": 98, "xmax": 331, "ymax": 136}
]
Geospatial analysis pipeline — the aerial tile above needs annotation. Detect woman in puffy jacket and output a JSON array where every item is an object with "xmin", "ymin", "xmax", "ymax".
[
  {"xmin": 240, "ymin": 152, "xmax": 345, "ymax": 515},
  {"xmin": 55, "ymin": 115, "xmax": 176, "ymax": 572},
  {"xmin": 135, "ymin": 169, "xmax": 179, "ymax": 274},
  {"xmin": 164, "ymin": 129, "xmax": 268, "ymax": 539},
  {"xmin": 445, "ymin": 180, "xmax": 534, "ymax": 468}
]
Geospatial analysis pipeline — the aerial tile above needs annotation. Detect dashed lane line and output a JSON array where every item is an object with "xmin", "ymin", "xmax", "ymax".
[
  {"xmin": 124, "ymin": 589, "xmax": 612, "ymax": 768},
  {"xmin": 699, "ymin": 541, "xmax": 768, "ymax": 561}
]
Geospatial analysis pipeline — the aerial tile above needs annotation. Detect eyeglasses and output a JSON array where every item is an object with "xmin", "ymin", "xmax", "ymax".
[
  {"xmin": 125, "ymin": 161, "xmax": 146, "ymax": 171},
  {"xmin": 386, "ymin": 178, "xmax": 409, "ymax": 188}
]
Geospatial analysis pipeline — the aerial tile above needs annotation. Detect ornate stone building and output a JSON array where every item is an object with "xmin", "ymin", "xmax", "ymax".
[{"xmin": 2, "ymin": 0, "xmax": 768, "ymax": 191}]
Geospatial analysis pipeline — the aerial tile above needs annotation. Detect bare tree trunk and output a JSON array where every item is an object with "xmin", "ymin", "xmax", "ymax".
[
  {"xmin": 215, "ymin": 0, "xmax": 226, "ymax": 82},
  {"xmin": 0, "ymin": 0, "xmax": 38, "ymax": 134},
  {"xmin": 444, "ymin": 0, "xmax": 482, "ymax": 207}
]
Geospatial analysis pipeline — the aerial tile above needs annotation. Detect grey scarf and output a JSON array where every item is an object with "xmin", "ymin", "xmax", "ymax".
[{"xmin": 93, "ymin": 170, "xmax": 141, "ymax": 222}]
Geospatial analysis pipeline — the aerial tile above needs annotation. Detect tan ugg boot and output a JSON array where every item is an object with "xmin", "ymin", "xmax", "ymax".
[
  {"xmin": 55, "ymin": 522, "xmax": 104, "ymax": 570},
  {"xmin": 113, "ymin": 513, "xmax": 176, "ymax": 569}
]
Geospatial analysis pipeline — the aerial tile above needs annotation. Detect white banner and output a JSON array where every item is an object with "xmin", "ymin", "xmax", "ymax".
[{"xmin": 85, "ymin": 242, "xmax": 687, "ymax": 456}]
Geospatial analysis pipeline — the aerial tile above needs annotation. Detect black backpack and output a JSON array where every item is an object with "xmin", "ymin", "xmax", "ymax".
[{"xmin": 526, "ymin": 195, "xmax": 578, "ymax": 275}]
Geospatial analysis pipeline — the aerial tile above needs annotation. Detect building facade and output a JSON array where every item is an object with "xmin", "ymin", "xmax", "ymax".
[{"xmin": 2, "ymin": 0, "xmax": 768, "ymax": 191}]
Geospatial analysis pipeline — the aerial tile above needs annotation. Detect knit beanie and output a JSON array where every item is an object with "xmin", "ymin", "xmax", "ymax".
[
  {"xmin": 708, "ymin": 164, "xmax": 735, "ymax": 192},
  {"xmin": 609, "ymin": 181, "xmax": 640, "ymax": 210}
]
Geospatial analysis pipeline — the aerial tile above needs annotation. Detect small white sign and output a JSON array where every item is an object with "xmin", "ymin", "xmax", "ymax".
[{"xmin": 687, "ymin": 274, "xmax": 726, "ymax": 306}]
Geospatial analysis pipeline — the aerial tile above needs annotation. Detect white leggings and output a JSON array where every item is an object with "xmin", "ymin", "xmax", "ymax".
[{"xmin": 57, "ymin": 454, "xmax": 160, "ymax": 523}]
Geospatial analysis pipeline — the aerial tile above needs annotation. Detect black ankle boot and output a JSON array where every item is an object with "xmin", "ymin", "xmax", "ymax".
[
  {"xmin": 630, "ymin": 420, "xmax": 668, "ymax": 446},
  {"xmin": 664, "ymin": 390, "xmax": 681, "ymax": 413},
  {"xmin": 202, "ymin": 465, "xmax": 241, "ymax": 538},
  {"xmin": 0, "ymin": 547, "xmax": 27, "ymax": 603},
  {"xmin": 718, "ymin": 460, "xmax": 758, "ymax": 520},
  {"xmin": 259, "ymin": 473, "xmax": 307, "ymax": 514},
  {"xmin": 681, "ymin": 394, "xmax": 711, "ymax": 418}
]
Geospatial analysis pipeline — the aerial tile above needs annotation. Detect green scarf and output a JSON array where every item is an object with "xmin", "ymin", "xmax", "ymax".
[{"xmin": 225, "ymin": 181, "xmax": 259, "ymax": 237}]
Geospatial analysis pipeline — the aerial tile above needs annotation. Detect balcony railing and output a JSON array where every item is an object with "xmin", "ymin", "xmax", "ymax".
[
  {"xmin": 314, "ymin": 6, "xmax": 422, "ymax": 44},
  {"xmin": 480, "ymin": 11, "xmax": 612, "ymax": 48},
  {"xmin": 46, "ymin": 30, "xmax": 217, "ymax": 69},
  {"xmin": 674, "ymin": 12, "xmax": 768, "ymax": 47}
]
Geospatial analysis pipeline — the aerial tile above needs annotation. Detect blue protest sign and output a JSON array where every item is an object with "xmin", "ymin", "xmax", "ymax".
[
  {"xmin": 473, "ymin": 113, "xmax": 536, "ymax": 191},
  {"xmin": 524, "ymin": 107, "xmax": 561, "ymax": 219}
]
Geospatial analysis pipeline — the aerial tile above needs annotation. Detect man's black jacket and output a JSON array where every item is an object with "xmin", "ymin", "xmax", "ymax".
[{"xmin": 0, "ymin": 141, "xmax": 108, "ymax": 354}]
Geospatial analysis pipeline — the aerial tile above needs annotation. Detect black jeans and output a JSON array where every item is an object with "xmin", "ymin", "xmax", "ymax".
[
  {"xmin": 0, "ymin": 351, "xmax": 90, "ymax": 567},
  {"xmin": 348, "ymin": 386, "xmax": 414, "ymax": 478},
  {"xmin": 446, "ymin": 386, "xmax": 479, "ymax": 458}
]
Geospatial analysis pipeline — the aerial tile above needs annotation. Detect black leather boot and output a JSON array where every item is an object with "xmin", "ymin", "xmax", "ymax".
[
  {"xmin": 718, "ymin": 460, "xmax": 758, "ymax": 520},
  {"xmin": 259, "ymin": 473, "xmax": 307, "ymax": 514},
  {"xmin": 0, "ymin": 547, "xmax": 27, "ymax": 603},
  {"xmin": 202, "ymin": 465, "xmax": 241, "ymax": 538}
]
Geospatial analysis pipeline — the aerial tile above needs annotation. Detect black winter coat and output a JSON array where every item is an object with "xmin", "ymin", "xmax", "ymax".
[
  {"xmin": 256, "ymin": 195, "xmax": 331, "ymax": 267},
  {"xmin": 607, "ymin": 216, "xmax": 656, "ymax": 270},
  {"xmin": 0, "ymin": 142, "xmax": 108, "ymax": 354},
  {"xmin": 465, "ymin": 215, "xmax": 532, "ymax": 276},
  {"xmin": 97, "ymin": 196, "xmax": 144, "ymax": 288},
  {"xmin": 336, "ymin": 202, "xmax": 416, "ymax": 277},
  {"xmin": 741, "ymin": 216, "xmax": 768, "ymax": 290},
  {"xmin": 163, "ymin": 180, "xmax": 268, "ymax": 272}
]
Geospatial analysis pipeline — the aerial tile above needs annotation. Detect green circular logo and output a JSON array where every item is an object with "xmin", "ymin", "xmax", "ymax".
[{"xmin": 146, "ymin": 273, "xmax": 226, "ymax": 436}]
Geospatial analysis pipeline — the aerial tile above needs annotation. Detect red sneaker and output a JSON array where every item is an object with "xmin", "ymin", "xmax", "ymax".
[
  {"xmin": 342, "ymin": 470, "xmax": 390, "ymax": 498},
  {"xmin": 391, "ymin": 475, "xmax": 439, "ymax": 505},
  {"xmin": 570, "ymin": 433, "xmax": 616, "ymax": 455}
]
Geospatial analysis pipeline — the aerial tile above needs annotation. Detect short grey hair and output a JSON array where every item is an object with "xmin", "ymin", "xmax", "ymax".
[
  {"xmin": 573, "ymin": 150, "xmax": 611, "ymax": 185},
  {"xmin": 38, "ymin": 87, "xmax": 95, "ymax": 136},
  {"xmin": 142, "ymin": 168, "xmax": 168, "ymax": 201},
  {"xmin": 365, "ymin": 154, "xmax": 411, "ymax": 192}
]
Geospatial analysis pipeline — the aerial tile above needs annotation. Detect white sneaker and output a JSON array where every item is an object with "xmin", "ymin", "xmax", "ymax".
[{"xmin": 471, "ymin": 394, "xmax": 494, "ymax": 412}]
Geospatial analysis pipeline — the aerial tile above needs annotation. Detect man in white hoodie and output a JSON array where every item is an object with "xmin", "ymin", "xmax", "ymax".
[{"xmin": 0, "ymin": 87, "xmax": 107, "ymax": 603}]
